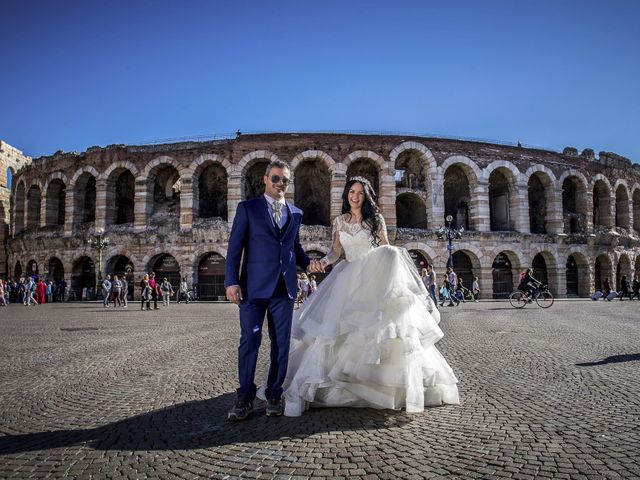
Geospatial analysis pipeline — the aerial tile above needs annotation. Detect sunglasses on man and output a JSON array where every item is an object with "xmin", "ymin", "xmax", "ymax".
[{"xmin": 270, "ymin": 174, "xmax": 291, "ymax": 186}]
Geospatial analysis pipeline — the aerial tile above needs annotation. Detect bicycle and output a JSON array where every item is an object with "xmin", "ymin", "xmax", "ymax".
[{"xmin": 508, "ymin": 284, "xmax": 554, "ymax": 309}]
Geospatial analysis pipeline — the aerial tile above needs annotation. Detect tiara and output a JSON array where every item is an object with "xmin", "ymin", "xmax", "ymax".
[{"xmin": 348, "ymin": 175, "xmax": 371, "ymax": 185}]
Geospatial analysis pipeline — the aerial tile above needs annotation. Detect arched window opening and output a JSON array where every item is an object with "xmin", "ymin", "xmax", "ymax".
[
  {"xmin": 45, "ymin": 179, "xmax": 66, "ymax": 226},
  {"xmin": 532, "ymin": 254, "xmax": 548, "ymax": 287},
  {"xmin": 396, "ymin": 193, "xmax": 428, "ymax": 229},
  {"xmin": 615, "ymin": 185, "xmax": 629, "ymax": 229},
  {"xmin": 197, "ymin": 253, "xmax": 226, "ymax": 300},
  {"xmin": 395, "ymin": 150, "xmax": 427, "ymax": 190},
  {"xmin": 488, "ymin": 170, "xmax": 512, "ymax": 232},
  {"xmin": 26, "ymin": 185, "xmax": 41, "ymax": 228},
  {"xmin": 149, "ymin": 254, "xmax": 181, "ymax": 291},
  {"xmin": 492, "ymin": 253, "xmax": 513, "ymax": 298},
  {"xmin": 593, "ymin": 180, "xmax": 612, "ymax": 227},
  {"xmin": 198, "ymin": 164, "xmax": 228, "ymax": 220},
  {"xmin": 528, "ymin": 174, "xmax": 547, "ymax": 234},
  {"xmin": 562, "ymin": 177, "xmax": 585, "ymax": 233},
  {"xmin": 106, "ymin": 255, "xmax": 135, "ymax": 299},
  {"xmin": 346, "ymin": 159, "xmax": 379, "ymax": 197},
  {"xmin": 74, "ymin": 173, "xmax": 96, "ymax": 224},
  {"xmin": 243, "ymin": 160, "xmax": 270, "ymax": 200},
  {"xmin": 71, "ymin": 256, "xmax": 95, "ymax": 301},
  {"xmin": 294, "ymin": 160, "xmax": 330, "ymax": 226},
  {"xmin": 452, "ymin": 251, "xmax": 474, "ymax": 291},
  {"xmin": 566, "ymin": 255, "xmax": 579, "ymax": 297},
  {"xmin": 444, "ymin": 165, "xmax": 471, "ymax": 230}
]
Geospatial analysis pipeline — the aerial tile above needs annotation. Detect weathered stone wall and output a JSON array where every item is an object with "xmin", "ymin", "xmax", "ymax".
[
  {"xmin": 0, "ymin": 141, "xmax": 32, "ymax": 276},
  {"xmin": 6, "ymin": 133, "xmax": 640, "ymax": 300}
]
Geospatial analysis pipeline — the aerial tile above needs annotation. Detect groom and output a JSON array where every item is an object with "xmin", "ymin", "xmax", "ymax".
[{"xmin": 225, "ymin": 159, "xmax": 311, "ymax": 420}]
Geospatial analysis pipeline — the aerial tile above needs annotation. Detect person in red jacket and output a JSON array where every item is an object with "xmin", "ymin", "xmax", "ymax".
[{"xmin": 35, "ymin": 278, "xmax": 47, "ymax": 304}]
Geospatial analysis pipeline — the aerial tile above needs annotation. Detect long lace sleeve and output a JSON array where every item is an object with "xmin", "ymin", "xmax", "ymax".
[
  {"xmin": 321, "ymin": 216, "xmax": 343, "ymax": 266},
  {"xmin": 378, "ymin": 214, "xmax": 389, "ymax": 245}
]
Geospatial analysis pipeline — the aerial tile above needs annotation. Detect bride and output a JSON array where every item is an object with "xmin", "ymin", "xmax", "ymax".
[{"xmin": 275, "ymin": 176, "xmax": 459, "ymax": 416}]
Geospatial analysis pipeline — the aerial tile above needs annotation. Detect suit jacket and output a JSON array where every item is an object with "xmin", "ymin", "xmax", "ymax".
[{"xmin": 225, "ymin": 196, "xmax": 310, "ymax": 300}]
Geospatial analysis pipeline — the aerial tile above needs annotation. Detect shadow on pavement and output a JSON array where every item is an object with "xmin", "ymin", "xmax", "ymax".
[
  {"xmin": 0, "ymin": 393, "xmax": 415, "ymax": 454},
  {"xmin": 576, "ymin": 353, "xmax": 640, "ymax": 367}
]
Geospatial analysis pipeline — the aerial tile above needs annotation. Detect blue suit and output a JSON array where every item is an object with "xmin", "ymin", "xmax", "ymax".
[{"xmin": 225, "ymin": 195, "xmax": 310, "ymax": 401}]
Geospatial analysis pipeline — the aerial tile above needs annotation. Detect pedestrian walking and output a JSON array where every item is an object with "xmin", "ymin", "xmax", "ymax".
[
  {"xmin": 161, "ymin": 278, "xmax": 173, "ymax": 306},
  {"xmin": 102, "ymin": 275, "xmax": 112, "ymax": 307},
  {"xmin": 111, "ymin": 275, "xmax": 123, "ymax": 308},
  {"xmin": 140, "ymin": 274, "xmax": 152, "ymax": 311}
]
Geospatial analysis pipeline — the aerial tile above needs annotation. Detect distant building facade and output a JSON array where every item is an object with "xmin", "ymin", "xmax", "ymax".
[{"xmin": 6, "ymin": 133, "xmax": 640, "ymax": 300}]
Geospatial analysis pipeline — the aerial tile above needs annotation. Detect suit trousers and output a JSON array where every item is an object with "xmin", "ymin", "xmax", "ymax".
[{"xmin": 237, "ymin": 276, "xmax": 294, "ymax": 402}]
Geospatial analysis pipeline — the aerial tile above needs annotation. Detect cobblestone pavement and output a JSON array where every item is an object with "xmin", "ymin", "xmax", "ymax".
[{"xmin": 0, "ymin": 300, "xmax": 638, "ymax": 479}]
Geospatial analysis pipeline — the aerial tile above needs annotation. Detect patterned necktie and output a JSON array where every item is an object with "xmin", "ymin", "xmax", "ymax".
[{"xmin": 272, "ymin": 201, "xmax": 283, "ymax": 227}]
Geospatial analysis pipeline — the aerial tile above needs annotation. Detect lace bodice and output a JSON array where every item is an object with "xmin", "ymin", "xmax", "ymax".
[{"xmin": 321, "ymin": 214, "xmax": 389, "ymax": 265}]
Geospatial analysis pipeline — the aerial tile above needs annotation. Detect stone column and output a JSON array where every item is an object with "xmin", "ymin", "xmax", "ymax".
[
  {"xmin": 133, "ymin": 180, "xmax": 148, "ymax": 232},
  {"xmin": 547, "ymin": 188, "xmax": 564, "ymax": 234},
  {"xmin": 227, "ymin": 165, "xmax": 242, "ymax": 224},
  {"xmin": 583, "ymin": 190, "xmax": 594, "ymax": 234},
  {"xmin": 478, "ymin": 266, "xmax": 493, "ymax": 301},
  {"xmin": 429, "ymin": 172, "xmax": 445, "ymax": 230},
  {"xmin": 39, "ymin": 190, "xmax": 47, "ymax": 228},
  {"xmin": 330, "ymin": 164, "xmax": 346, "ymax": 220},
  {"xmin": 94, "ymin": 179, "xmax": 107, "ymax": 231},
  {"xmin": 379, "ymin": 170, "xmax": 397, "ymax": 230},
  {"xmin": 513, "ymin": 180, "xmax": 530, "ymax": 233},
  {"xmin": 472, "ymin": 179, "xmax": 490, "ymax": 232},
  {"xmin": 64, "ymin": 188, "xmax": 74, "ymax": 237},
  {"xmin": 548, "ymin": 264, "xmax": 562, "ymax": 298},
  {"xmin": 180, "ymin": 177, "xmax": 194, "ymax": 231}
]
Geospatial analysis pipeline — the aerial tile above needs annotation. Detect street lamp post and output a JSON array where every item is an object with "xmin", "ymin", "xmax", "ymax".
[
  {"xmin": 87, "ymin": 227, "xmax": 110, "ymax": 299},
  {"xmin": 437, "ymin": 215, "xmax": 464, "ymax": 271}
]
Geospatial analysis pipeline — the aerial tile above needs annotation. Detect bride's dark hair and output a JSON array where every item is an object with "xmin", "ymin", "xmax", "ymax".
[{"xmin": 341, "ymin": 176, "xmax": 382, "ymax": 247}]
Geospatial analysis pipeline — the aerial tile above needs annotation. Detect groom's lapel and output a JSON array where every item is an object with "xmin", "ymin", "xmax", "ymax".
[{"xmin": 257, "ymin": 195, "xmax": 279, "ymax": 238}]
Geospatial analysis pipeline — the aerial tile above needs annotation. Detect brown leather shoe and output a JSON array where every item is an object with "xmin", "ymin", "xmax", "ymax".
[
  {"xmin": 228, "ymin": 400, "xmax": 253, "ymax": 421},
  {"xmin": 266, "ymin": 399, "xmax": 284, "ymax": 417}
]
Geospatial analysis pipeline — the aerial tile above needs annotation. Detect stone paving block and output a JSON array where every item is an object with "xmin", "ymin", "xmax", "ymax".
[{"xmin": 0, "ymin": 301, "xmax": 639, "ymax": 478}]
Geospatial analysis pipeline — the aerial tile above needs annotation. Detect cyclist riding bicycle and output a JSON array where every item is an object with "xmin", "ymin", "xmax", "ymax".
[{"xmin": 517, "ymin": 268, "xmax": 541, "ymax": 298}]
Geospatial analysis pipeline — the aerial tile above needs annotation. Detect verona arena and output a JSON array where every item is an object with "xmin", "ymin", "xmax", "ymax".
[{"xmin": 5, "ymin": 133, "xmax": 640, "ymax": 300}]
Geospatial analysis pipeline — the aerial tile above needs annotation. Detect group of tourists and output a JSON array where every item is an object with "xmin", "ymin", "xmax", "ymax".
[
  {"xmin": 136, "ymin": 274, "xmax": 192, "ymax": 311},
  {"xmin": 295, "ymin": 273, "xmax": 317, "ymax": 304},
  {"xmin": 420, "ymin": 265, "xmax": 480, "ymax": 307},
  {"xmin": 593, "ymin": 274, "xmax": 640, "ymax": 301},
  {"xmin": 0, "ymin": 277, "xmax": 68, "ymax": 306}
]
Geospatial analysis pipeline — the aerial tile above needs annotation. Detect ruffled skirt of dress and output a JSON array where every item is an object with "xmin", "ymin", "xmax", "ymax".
[{"xmin": 283, "ymin": 245, "xmax": 460, "ymax": 417}]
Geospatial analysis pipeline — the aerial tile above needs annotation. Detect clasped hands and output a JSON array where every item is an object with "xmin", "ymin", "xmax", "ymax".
[{"xmin": 308, "ymin": 260, "xmax": 326, "ymax": 273}]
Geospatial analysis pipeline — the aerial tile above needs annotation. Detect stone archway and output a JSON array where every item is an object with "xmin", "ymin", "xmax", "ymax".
[
  {"xmin": 444, "ymin": 165, "xmax": 471, "ymax": 230},
  {"xmin": 73, "ymin": 173, "xmax": 97, "ymax": 225},
  {"xmin": 615, "ymin": 184, "xmax": 630, "ymax": 229},
  {"xmin": 594, "ymin": 254, "xmax": 613, "ymax": 293},
  {"xmin": 532, "ymin": 253, "xmax": 548, "ymax": 287},
  {"xmin": 71, "ymin": 256, "xmax": 95, "ymax": 301},
  {"xmin": 198, "ymin": 163, "xmax": 228, "ymax": 220},
  {"xmin": 106, "ymin": 169, "xmax": 135, "ymax": 225},
  {"xmin": 48, "ymin": 257, "xmax": 65, "ymax": 283},
  {"xmin": 561, "ymin": 176, "xmax": 587, "ymax": 233},
  {"xmin": 345, "ymin": 159, "xmax": 380, "ymax": 198},
  {"xmin": 633, "ymin": 188, "xmax": 640, "ymax": 233},
  {"xmin": 14, "ymin": 260, "xmax": 23, "ymax": 279},
  {"xmin": 106, "ymin": 255, "xmax": 135, "ymax": 299},
  {"xmin": 408, "ymin": 249, "xmax": 431, "ymax": 271},
  {"xmin": 593, "ymin": 179, "xmax": 612, "ymax": 228},
  {"xmin": 616, "ymin": 255, "xmax": 632, "ymax": 291},
  {"xmin": 452, "ymin": 251, "xmax": 475, "ymax": 290},
  {"xmin": 26, "ymin": 185, "xmax": 41, "ymax": 228},
  {"xmin": 45, "ymin": 179, "xmax": 66, "ymax": 226},
  {"xmin": 396, "ymin": 193, "xmax": 427, "ymax": 229},
  {"xmin": 243, "ymin": 160, "xmax": 270, "ymax": 200},
  {"xmin": 488, "ymin": 168, "xmax": 515, "ymax": 232},
  {"xmin": 294, "ymin": 159, "xmax": 331, "ymax": 226},
  {"xmin": 492, "ymin": 252, "xmax": 514, "ymax": 298},
  {"xmin": 197, "ymin": 252, "xmax": 226, "ymax": 300},
  {"xmin": 528, "ymin": 173, "xmax": 548, "ymax": 233},
  {"xmin": 13, "ymin": 181, "xmax": 26, "ymax": 234},
  {"xmin": 148, "ymin": 253, "xmax": 181, "ymax": 291},
  {"xmin": 148, "ymin": 165, "xmax": 181, "ymax": 221}
]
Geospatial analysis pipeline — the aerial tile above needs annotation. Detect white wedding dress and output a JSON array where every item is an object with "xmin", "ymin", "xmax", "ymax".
[{"xmin": 281, "ymin": 214, "xmax": 460, "ymax": 417}]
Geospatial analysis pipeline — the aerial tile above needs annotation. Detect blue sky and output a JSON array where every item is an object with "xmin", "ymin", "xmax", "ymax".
[{"xmin": 2, "ymin": 0, "xmax": 639, "ymax": 161}]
